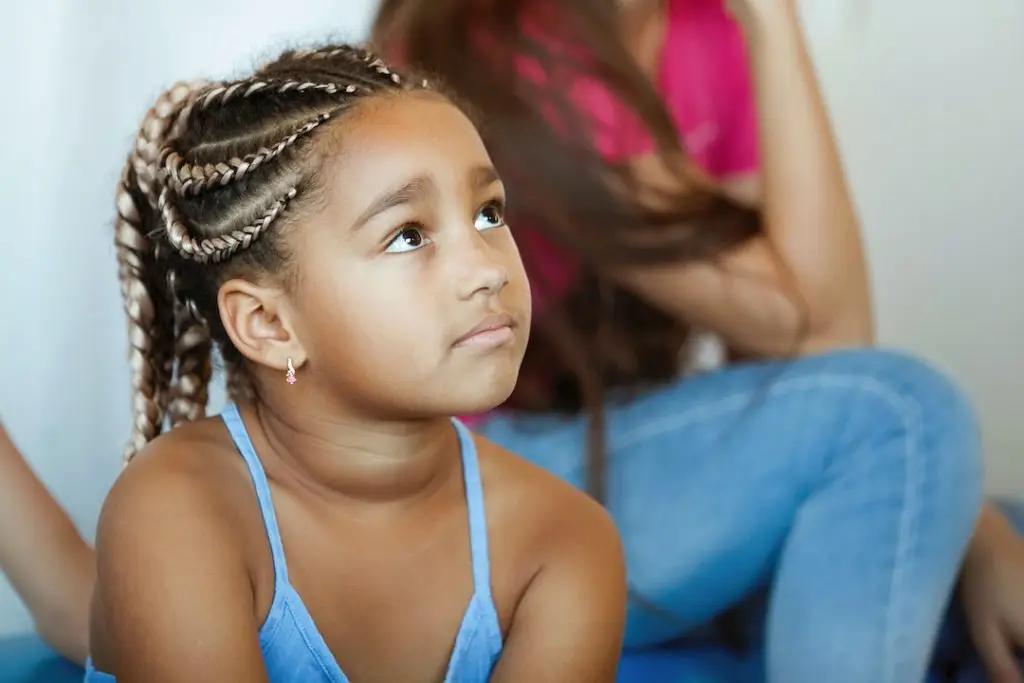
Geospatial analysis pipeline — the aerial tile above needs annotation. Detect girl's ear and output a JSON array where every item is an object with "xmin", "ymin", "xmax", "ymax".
[{"xmin": 218, "ymin": 278, "xmax": 308, "ymax": 372}]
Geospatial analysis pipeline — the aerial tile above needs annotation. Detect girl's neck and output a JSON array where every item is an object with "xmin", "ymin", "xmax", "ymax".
[{"xmin": 244, "ymin": 402, "xmax": 461, "ymax": 508}]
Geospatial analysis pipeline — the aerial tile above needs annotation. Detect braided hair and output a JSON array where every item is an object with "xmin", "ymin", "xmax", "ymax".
[{"xmin": 115, "ymin": 44, "xmax": 429, "ymax": 463}]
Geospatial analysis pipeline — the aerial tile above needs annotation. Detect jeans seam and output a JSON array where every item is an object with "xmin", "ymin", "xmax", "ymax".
[{"xmin": 610, "ymin": 373, "xmax": 923, "ymax": 681}]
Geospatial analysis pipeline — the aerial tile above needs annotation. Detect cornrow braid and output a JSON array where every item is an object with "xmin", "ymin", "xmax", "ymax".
[
  {"xmin": 115, "ymin": 80, "xmax": 210, "ymax": 462},
  {"xmin": 114, "ymin": 43, "xmax": 431, "ymax": 461},
  {"xmin": 273, "ymin": 44, "xmax": 402, "ymax": 82},
  {"xmin": 159, "ymin": 182, "xmax": 300, "ymax": 263},
  {"xmin": 163, "ymin": 103, "xmax": 341, "ymax": 197}
]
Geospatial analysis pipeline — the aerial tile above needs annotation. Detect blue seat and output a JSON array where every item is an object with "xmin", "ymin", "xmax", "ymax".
[
  {"xmin": 0, "ymin": 636, "xmax": 952, "ymax": 683},
  {"xmin": 617, "ymin": 645, "xmax": 761, "ymax": 682},
  {"xmin": 0, "ymin": 635, "xmax": 81, "ymax": 683},
  {"xmin": 614, "ymin": 646, "xmax": 950, "ymax": 683}
]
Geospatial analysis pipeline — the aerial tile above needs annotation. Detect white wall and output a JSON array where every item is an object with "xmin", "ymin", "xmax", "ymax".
[
  {"xmin": 808, "ymin": 0, "xmax": 1024, "ymax": 496},
  {"xmin": 0, "ymin": 0, "xmax": 1021, "ymax": 637},
  {"xmin": 0, "ymin": 0, "xmax": 379, "ymax": 638}
]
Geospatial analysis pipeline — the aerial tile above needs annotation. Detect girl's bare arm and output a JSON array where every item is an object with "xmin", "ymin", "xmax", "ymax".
[{"xmin": 0, "ymin": 420, "xmax": 94, "ymax": 664}]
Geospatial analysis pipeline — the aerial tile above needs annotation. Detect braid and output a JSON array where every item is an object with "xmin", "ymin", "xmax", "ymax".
[
  {"xmin": 150, "ymin": 46, "xmax": 422, "ymax": 267},
  {"xmin": 163, "ymin": 108, "xmax": 334, "ymax": 197},
  {"xmin": 166, "ymin": 299, "xmax": 212, "ymax": 426},
  {"xmin": 115, "ymin": 44, "xmax": 430, "ymax": 458},
  {"xmin": 158, "ymin": 184, "xmax": 299, "ymax": 263},
  {"xmin": 268, "ymin": 44, "xmax": 403, "ymax": 83},
  {"xmin": 115, "ymin": 81, "xmax": 208, "ymax": 462}
]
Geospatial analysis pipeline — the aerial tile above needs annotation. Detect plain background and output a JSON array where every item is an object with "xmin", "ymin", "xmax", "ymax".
[{"xmin": 0, "ymin": 0, "xmax": 1021, "ymax": 637}]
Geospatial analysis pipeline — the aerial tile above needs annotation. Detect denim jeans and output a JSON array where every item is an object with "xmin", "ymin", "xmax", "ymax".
[{"xmin": 476, "ymin": 348, "xmax": 984, "ymax": 683}]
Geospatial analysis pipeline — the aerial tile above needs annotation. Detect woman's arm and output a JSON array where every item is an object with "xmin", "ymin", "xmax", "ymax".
[
  {"xmin": 489, "ymin": 493, "xmax": 627, "ymax": 683},
  {"xmin": 0, "ymin": 420, "xmax": 94, "ymax": 664},
  {"xmin": 90, "ymin": 449, "xmax": 269, "ymax": 683},
  {"xmin": 616, "ymin": 0, "xmax": 873, "ymax": 357},
  {"xmin": 960, "ymin": 504, "xmax": 1024, "ymax": 683}
]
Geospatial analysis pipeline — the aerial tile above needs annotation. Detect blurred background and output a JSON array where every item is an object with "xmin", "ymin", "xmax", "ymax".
[{"xmin": 0, "ymin": 0, "xmax": 1021, "ymax": 637}]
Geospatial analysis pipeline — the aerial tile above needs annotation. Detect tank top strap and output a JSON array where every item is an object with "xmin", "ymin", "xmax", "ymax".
[
  {"xmin": 220, "ymin": 404, "xmax": 289, "ymax": 586},
  {"xmin": 451, "ymin": 418, "xmax": 492, "ymax": 599}
]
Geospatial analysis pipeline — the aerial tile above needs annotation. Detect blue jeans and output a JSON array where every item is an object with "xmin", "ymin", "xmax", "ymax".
[{"xmin": 476, "ymin": 348, "xmax": 984, "ymax": 683}]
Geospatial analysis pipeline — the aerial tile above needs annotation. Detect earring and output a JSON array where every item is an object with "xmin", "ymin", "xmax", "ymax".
[{"xmin": 286, "ymin": 357, "xmax": 297, "ymax": 385}]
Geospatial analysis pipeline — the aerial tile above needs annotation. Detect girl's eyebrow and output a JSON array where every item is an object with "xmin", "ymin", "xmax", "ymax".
[
  {"xmin": 467, "ymin": 165, "xmax": 501, "ymax": 192},
  {"xmin": 351, "ymin": 173, "xmax": 437, "ymax": 231},
  {"xmin": 350, "ymin": 164, "xmax": 502, "ymax": 231}
]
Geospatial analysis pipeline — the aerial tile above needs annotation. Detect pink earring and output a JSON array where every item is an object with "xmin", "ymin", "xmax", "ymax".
[{"xmin": 286, "ymin": 357, "xmax": 297, "ymax": 385}]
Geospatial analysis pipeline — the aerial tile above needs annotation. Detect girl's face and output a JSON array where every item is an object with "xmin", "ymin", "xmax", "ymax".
[{"xmin": 283, "ymin": 92, "xmax": 531, "ymax": 418}]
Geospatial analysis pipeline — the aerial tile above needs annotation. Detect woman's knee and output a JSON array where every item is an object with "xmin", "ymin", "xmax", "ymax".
[
  {"xmin": 808, "ymin": 347, "xmax": 984, "ymax": 508},
  {"xmin": 811, "ymin": 348, "xmax": 979, "ymax": 439}
]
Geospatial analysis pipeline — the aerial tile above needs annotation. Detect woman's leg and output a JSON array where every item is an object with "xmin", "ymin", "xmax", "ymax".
[{"xmin": 477, "ymin": 348, "xmax": 983, "ymax": 683}]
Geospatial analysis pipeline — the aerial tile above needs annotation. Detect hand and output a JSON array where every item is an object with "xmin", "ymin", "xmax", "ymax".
[{"xmin": 962, "ymin": 511, "xmax": 1024, "ymax": 683}]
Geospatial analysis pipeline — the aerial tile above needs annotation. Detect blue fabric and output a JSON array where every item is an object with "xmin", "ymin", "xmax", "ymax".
[
  {"xmin": 0, "ymin": 636, "xmax": 80, "ymax": 683},
  {"xmin": 83, "ymin": 405, "xmax": 502, "ymax": 683},
  {"xmin": 611, "ymin": 496, "xmax": 1024, "ymax": 682},
  {"xmin": 3, "ymin": 498, "xmax": 1024, "ymax": 681},
  {"xmin": 477, "ymin": 348, "xmax": 985, "ymax": 682},
  {"xmin": 0, "ymin": 635, "xmax": 971, "ymax": 683}
]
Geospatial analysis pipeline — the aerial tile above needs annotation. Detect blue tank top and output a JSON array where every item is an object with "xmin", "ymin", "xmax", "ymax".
[{"xmin": 85, "ymin": 404, "xmax": 503, "ymax": 682}]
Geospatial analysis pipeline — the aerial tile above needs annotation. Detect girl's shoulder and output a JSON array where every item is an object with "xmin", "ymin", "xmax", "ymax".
[
  {"xmin": 476, "ymin": 434, "xmax": 608, "ymax": 530},
  {"xmin": 475, "ymin": 434, "xmax": 614, "ymax": 545},
  {"xmin": 109, "ymin": 418, "xmax": 252, "ymax": 508},
  {"xmin": 95, "ymin": 418, "xmax": 263, "ymax": 569},
  {"xmin": 473, "ymin": 435, "xmax": 620, "ymax": 615},
  {"xmin": 88, "ymin": 420, "xmax": 273, "ymax": 674}
]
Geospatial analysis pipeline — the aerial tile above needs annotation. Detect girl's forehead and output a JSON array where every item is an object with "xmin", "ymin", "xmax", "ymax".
[
  {"xmin": 321, "ymin": 95, "xmax": 491, "ymax": 190},
  {"xmin": 297, "ymin": 96, "xmax": 497, "ymax": 239},
  {"xmin": 342, "ymin": 91, "xmax": 468, "ymax": 145}
]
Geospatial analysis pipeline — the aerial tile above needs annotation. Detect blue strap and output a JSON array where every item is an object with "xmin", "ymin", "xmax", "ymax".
[
  {"xmin": 220, "ymin": 408, "xmax": 487, "ymax": 598},
  {"xmin": 452, "ymin": 419, "xmax": 492, "ymax": 599},
  {"xmin": 221, "ymin": 404, "xmax": 289, "ymax": 586}
]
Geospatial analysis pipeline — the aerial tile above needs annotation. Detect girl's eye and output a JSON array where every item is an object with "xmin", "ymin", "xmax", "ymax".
[
  {"xmin": 474, "ymin": 201, "xmax": 506, "ymax": 232},
  {"xmin": 384, "ymin": 227, "xmax": 431, "ymax": 254}
]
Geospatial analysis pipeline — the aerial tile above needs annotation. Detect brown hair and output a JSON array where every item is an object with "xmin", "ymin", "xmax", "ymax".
[
  {"xmin": 372, "ymin": 0, "xmax": 761, "ymax": 500},
  {"xmin": 114, "ymin": 44, "xmax": 432, "ymax": 462}
]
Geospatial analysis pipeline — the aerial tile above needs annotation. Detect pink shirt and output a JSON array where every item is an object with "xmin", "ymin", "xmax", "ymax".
[
  {"xmin": 515, "ymin": 0, "xmax": 760, "ymax": 315},
  {"xmin": 578, "ymin": 0, "xmax": 759, "ymax": 172}
]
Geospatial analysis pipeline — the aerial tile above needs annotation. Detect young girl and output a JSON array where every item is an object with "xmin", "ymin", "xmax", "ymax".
[{"xmin": 85, "ymin": 44, "xmax": 626, "ymax": 682}]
